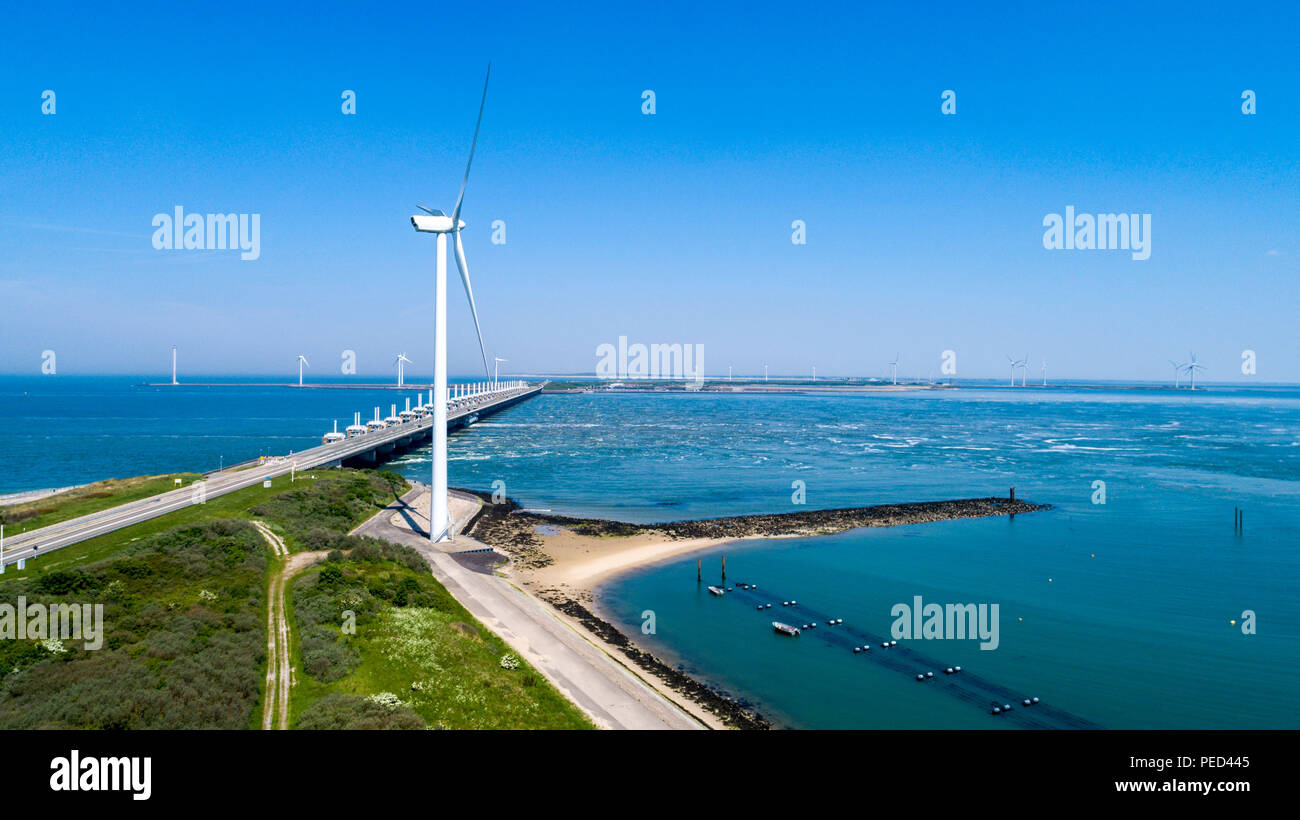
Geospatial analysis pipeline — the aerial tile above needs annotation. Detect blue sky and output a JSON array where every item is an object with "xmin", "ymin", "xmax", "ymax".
[{"xmin": 1, "ymin": 0, "xmax": 1296, "ymax": 381}]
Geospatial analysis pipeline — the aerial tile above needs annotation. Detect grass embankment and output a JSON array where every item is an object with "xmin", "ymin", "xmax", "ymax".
[
  {"xmin": 287, "ymin": 538, "xmax": 593, "ymax": 730},
  {"xmin": 0, "ymin": 520, "xmax": 268, "ymax": 728},
  {"xmin": 0, "ymin": 473, "xmax": 202, "ymax": 535},
  {"xmin": 0, "ymin": 470, "xmax": 408, "ymax": 729},
  {"xmin": 0, "ymin": 470, "xmax": 407, "ymax": 579},
  {"xmin": 1, "ymin": 467, "xmax": 594, "ymax": 730}
]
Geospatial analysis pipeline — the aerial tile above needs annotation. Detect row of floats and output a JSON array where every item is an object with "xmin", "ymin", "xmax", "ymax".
[
  {"xmin": 715, "ymin": 580, "xmax": 1045, "ymax": 718},
  {"xmin": 319, "ymin": 382, "xmax": 527, "ymax": 445}
]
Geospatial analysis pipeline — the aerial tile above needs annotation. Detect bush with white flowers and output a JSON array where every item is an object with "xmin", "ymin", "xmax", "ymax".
[
  {"xmin": 499, "ymin": 652, "xmax": 520, "ymax": 670},
  {"xmin": 367, "ymin": 691, "xmax": 405, "ymax": 711}
]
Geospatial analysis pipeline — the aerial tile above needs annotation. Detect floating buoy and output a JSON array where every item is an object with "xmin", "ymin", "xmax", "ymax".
[
  {"xmin": 1031, "ymin": 697, "xmax": 1039, "ymax": 704},
  {"xmin": 992, "ymin": 707, "xmax": 1001, "ymax": 714},
  {"xmin": 945, "ymin": 667, "xmax": 954, "ymax": 674},
  {"xmin": 925, "ymin": 671, "xmax": 934, "ymax": 678},
  {"xmin": 853, "ymin": 647, "xmax": 861, "ymax": 654},
  {"xmin": 1018, "ymin": 617, "xmax": 1023, "ymax": 622},
  {"xmin": 916, "ymin": 674, "xmax": 925, "ymax": 681},
  {"xmin": 863, "ymin": 645, "xmax": 870, "ymax": 651},
  {"xmin": 1230, "ymin": 620, "xmax": 1236, "ymax": 626},
  {"xmin": 766, "ymin": 603, "xmax": 773, "ymax": 609},
  {"xmin": 954, "ymin": 666, "xmax": 962, "ymax": 672},
  {"xmin": 810, "ymin": 623, "xmax": 817, "ymax": 628},
  {"xmin": 791, "ymin": 600, "xmax": 797, "ymax": 605},
  {"xmin": 1023, "ymin": 699, "xmax": 1031, "ymax": 707},
  {"xmin": 1048, "ymin": 578, "xmax": 1053, "ymax": 583},
  {"xmin": 755, "ymin": 605, "xmax": 764, "ymax": 611},
  {"xmin": 1003, "ymin": 704, "xmax": 1013, "ymax": 711}
]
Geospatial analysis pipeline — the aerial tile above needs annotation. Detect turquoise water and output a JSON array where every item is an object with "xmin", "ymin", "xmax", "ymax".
[{"xmin": 2, "ymin": 377, "xmax": 1296, "ymax": 728}]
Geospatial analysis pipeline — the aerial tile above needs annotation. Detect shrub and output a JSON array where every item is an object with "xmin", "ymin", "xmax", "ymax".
[{"xmin": 296, "ymin": 693, "xmax": 425, "ymax": 730}]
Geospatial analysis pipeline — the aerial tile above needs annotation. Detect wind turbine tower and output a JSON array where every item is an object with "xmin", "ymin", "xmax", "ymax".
[
  {"xmin": 410, "ymin": 65, "xmax": 495, "ymax": 542},
  {"xmin": 889, "ymin": 353, "xmax": 900, "ymax": 385},
  {"xmin": 297, "ymin": 354, "xmax": 309, "ymax": 387},
  {"xmin": 1185, "ymin": 353, "xmax": 1206, "ymax": 390},
  {"xmin": 171, "ymin": 345, "xmax": 178, "ymax": 385}
]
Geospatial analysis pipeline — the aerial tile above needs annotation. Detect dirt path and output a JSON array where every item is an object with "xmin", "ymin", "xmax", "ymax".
[{"xmin": 253, "ymin": 520, "xmax": 324, "ymax": 730}]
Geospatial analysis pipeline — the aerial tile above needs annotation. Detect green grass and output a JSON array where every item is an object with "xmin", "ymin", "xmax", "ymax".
[
  {"xmin": 0, "ymin": 473, "xmax": 203, "ymax": 535},
  {"xmin": 289, "ymin": 546, "xmax": 594, "ymax": 730}
]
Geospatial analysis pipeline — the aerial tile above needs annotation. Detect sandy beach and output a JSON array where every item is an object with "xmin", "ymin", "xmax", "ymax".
[{"xmin": 467, "ymin": 495, "xmax": 1048, "ymax": 604}]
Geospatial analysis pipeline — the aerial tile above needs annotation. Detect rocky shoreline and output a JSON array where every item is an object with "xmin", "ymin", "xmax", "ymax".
[
  {"xmin": 465, "ymin": 494, "xmax": 1049, "ymax": 571},
  {"xmin": 541, "ymin": 594, "xmax": 771, "ymax": 730}
]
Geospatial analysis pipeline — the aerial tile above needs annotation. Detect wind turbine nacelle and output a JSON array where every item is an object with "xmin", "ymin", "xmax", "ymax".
[{"xmin": 411, "ymin": 214, "xmax": 463, "ymax": 233}]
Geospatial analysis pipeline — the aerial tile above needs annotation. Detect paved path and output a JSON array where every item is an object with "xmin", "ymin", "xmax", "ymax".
[{"xmin": 354, "ymin": 487, "xmax": 702, "ymax": 730}]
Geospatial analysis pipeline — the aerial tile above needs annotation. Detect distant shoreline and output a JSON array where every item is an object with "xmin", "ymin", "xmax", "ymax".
[{"xmin": 0, "ymin": 484, "xmax": 89, "ymax": 505}]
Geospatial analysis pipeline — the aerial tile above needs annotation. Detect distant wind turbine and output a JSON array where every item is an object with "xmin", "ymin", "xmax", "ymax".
[
  {"xmin": 1006, "ymin": 355, "xmax": 1027, "ymax": 387},
  {"xmin": 494, "ymin": 356, "xmax": 507, "ymax": 386},
  {"xmin": 1184, "ymin": 352, "xmax": 1206, "ymax": 390},
  {"xmin": 889, "ymin": 353, "xmax": 900, "ymax": 385},
  {"xmin": 297, "ymin": 354, "xmax": 309, "ymax": 387},
  {"xmin": 395, "ymin": 353, "xmax": 413, "ymax": 387},
  {"xmin": 410, "ymin": 64, "xmax": 495, "ymax": 542},
  {"xmin": 1040, "ymin": 359, "xmax": 1047, "ymax": 387},
  {"xmin": 1169, "ymin": 359, "xmax": 1184, "ymax": 388}
]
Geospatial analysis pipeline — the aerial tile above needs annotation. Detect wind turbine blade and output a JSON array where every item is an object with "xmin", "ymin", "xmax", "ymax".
[
  {"xmin": 454, "ymin": 229, "xmax": 492, "ymax": 378},
  {"xmin": 417, "ymin": 205, "xmax": 444, "ymax": 216},
  {"xmin": 452, "ymin": 63, "xmax": 491, "ymax": 224}
]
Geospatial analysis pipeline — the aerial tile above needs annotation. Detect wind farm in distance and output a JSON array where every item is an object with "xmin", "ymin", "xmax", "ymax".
[{"xmin": 148, "ymin": 350, "xmax": 1230, "ymax": 393}]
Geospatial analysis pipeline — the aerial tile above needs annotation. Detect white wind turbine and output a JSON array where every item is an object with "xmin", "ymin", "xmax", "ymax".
[
  {"xmin": 1006, "ymin": 355, "xmax": 1025, "ymax": 386},
  {"xmin": 1040, "ymin": 359, "xmax": 1047, "ymax": 387},
  {"xmin": 494, "ymin": 356, "xmax": 507, "ymax": 386},
  {"xmin": 1184, "ymin": 352, "xmax": 1206, "ymax": 390},
  {"xmin": 296, "ymin": 354, "xmax": 309, "ymax": 387},
  {"xmin": 410, "ymin": 65, "xmax": 495, "ymax": 542},
  {"xmin": 1169, "ymin": 359, "xmax": 1184, "ymax": 388},
  {"xmin": 395, "ymin": 353, "xmax": 413, "ymax": 387},
  {"xmin": 888, "ymin": 353, "xmax": 900, "ymax": 385}
]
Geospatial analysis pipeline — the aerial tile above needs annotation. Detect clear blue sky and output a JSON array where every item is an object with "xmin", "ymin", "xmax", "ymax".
[{"xmin": 1, "ymin": 0, "xmax": 1296, "ymax": 381}]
